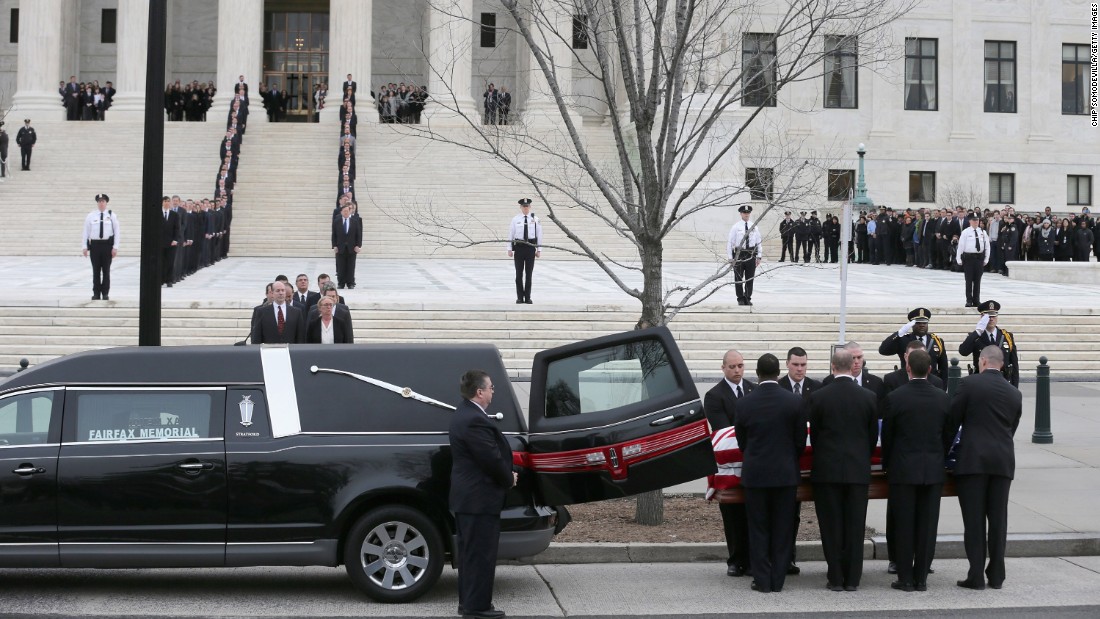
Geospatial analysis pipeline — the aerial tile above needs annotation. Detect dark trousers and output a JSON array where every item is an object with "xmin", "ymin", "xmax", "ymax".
[
  {"xmin": 160, "ymin": 246, "xmax": 176, "ymax": 285},
  {"xmin": 799, "ymin": 238, "xmax": 811, "ymax": 262},
  {"xmin": 780, "ymin": 238, "xmax": 794, "ymax": 262},
  {"xmin": 88, "ymin": 239, "xmax": 114, "ymax": 297},
  {"xmin": 734, "ymin": 252, "xmax": 756, "ymax": 302},
  {"xmin": 335, "ymin": 250, "xmax": 357, "ymax": 287},
  {"xmin": 962, "ymin": 253, "xmax": 984, "ymax": 305},
  {"xmin": 813, "ymin": 483, "xmax": 869, "ymax": 587},
  {"xmin": 719, "ymin": 502, "xmax": 750, "ymax": 569},
  {"xmin": 888, "ymin": 483, "xmax": 942, "ymax": 586},
  {"xmin": 20, "ymin": 146, "xmax": 32, "ymax": 169},
  {"xmin": 878, "ymin": 237, "xmax": 892, "ymax": 265},
  {"xmin": 745, "ymin": 486, "xmax": 798, "ymax": 592},
  {"xmin": 956, "ymin": 474, "xmax": 1011, "ymax": 586},
  {"xmin": 455, "ymin": 512, "xmax": 501, "ymax": 613},
  {"xmin": 811, "ymin": 238, "xmax": 822, "ymax": 261},
  {"xmin": 513, "ymin": 244, "xmax": 535, "ymax": 301},
  {"xmin": 869, "ymin": 237, "xmax": 879, "ymax": 263}
]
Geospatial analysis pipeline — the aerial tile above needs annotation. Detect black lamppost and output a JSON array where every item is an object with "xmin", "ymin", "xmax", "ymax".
[{"xmin": 138, "ymin": 0, "xmax": 168, "ymax": 346}]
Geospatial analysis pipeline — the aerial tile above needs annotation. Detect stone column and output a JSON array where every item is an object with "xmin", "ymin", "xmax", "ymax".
[
  {"xmin": 523, "ymin": 0, "xmax": 580, "ymax": 127},
  {"xmin": 324, "ymin": 0, "xmax": 373, "ymax": 124},
  {"xmin": 947, "ymin": 1, "xmax": 975, "ymax": 142},
  {"xmin": 211, "ymin": 0, "xmax": 265, "ymax": 119},
  {"xmin": 9, "ymin": 0, "xmax": 66, "ymax": 120},
  {"xmin": 109, "ymin": 0, "xmax": 149, "ymax": 120},
  {"xmin": 425, "ymin": 0, "xmax": 476, "ymax": 126},
  {"xmin": 1026, "ymin": 0, "xmax": 1052, "ymax": 143}
]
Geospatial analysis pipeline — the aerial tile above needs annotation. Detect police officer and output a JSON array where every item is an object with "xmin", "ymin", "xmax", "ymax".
[
  {"xmin": 956, "ymin": 213, "xmax": 991, "ymax": 307},
  {"xmin": 727, "ymin": 205, "xmax": 762, "ymax": 306},
  {"xmin": 878, "ymin": 307, "xmax": 948, "ymax": 387},
  {"xmin": 507, "ymin": 198, "xmax": 542, "ymax": 304},
  {"xmin": 0, "ymin": 121, "xmax": 9, "ymax": 178},
  {"xmin": 958, "ymin": 300, "xmax": 1019, "ymax": 386},
  {"xmin": 16, "ymin": 118, "xmax": 36, "ymax": 171},
  {"xmin": 779, "ymin": 212, "xmax": 795, "ymax": 262},
  {"xmin": 808, "ymin": 211, "xmax": 823, "ymax": 262},
  {"xmin": 794, "ymin": 212, "xmax": 810, "ymax": 263},
  {"xmin": 81, "ymin": 194, "xmax": 120, "ymax": 301}
]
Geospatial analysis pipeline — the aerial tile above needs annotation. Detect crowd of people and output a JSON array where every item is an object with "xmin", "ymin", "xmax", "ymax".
[
  {"xmin": 482, "ymin": 83, "xmax": 512, "ymax": 125},
  {"xmin": 332, "ymin": 74, "xmax": 364, "ymax": 291},
  {"xmin": 164, "ymin": 79, "xmax": 217, "ymax": 122},
  {"xmin": 249, "ymin": 273, "xmax": 355, "ymax": 344},
  {"xmin": 59, "ymin": 76, "xmax": 115, "ymax": 121},
  {"xmin": 257, "ymin": 82, "xmax": 289, "ymax": 122},
  {"xmin": 372, "ymin": 81, "xmax": 428, "ymax": 124}
]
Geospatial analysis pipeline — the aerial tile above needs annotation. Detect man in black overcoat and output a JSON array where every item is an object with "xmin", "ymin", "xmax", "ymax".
[
  {"xmin": 735, "ymin": 354, "xmax": 806, "ymax": 593},
  {"xmin": 881, "ymin": 349, "xmax": 953, "ymax": 592},
  {"xmin": 949, "ymin": 345, "xmax": 1023, "ymax": 590},
  {"xmin": 776, "ymin": 346, "xmax": 820, "ymax": 575},
  {"xmin": 808, "ymin": 348, "xmax": 879, "ymax": 591},
  {"xmin": 703, "ymin": 349, "xmax": 754, "ymax": 577},
  {"xmin": 883, "ymin": 340, "xmax": 945, "ymax": 395},
  {"xmin": 449, "ymin": 370, "xmax": 515, "ymax": 619},
  {"xmin": 332, "ymin": 203, "xmax": 362, "ymax": 289},
  {"xmin": 159, "ymin": 197, "xmax": 182, "ymax": 286},
  {"xmin": 250, "ymin": 281, "xmax": 306, "ymax": 344}
]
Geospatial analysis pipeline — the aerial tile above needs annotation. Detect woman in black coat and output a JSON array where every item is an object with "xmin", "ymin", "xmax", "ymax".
[
  {"xmin": 1034, "ymin": 219, "xmax": 1056, "ymax": 260},
  {"xmin": 1054, "ymin": 218, "xmax": 1074, "ymax": 261},
  {"xmin": 822, "ymin": 216, "xmax": 840, "ymax": 263},
  {"xmin": 900, "ymin": 215, "xmax": 916, "ymax": 267},
  {"xmin": 855, "ymin": 216, "xmax": 868, "ymax": 263}
]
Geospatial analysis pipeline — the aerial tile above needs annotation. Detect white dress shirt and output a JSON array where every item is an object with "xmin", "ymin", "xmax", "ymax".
[
  {"xmin": 320, "ymin": 317, "xmax": 335, "ymax": 344},
  {"xmin": 507, "ymin": 212, "xmax": 543, "ymax": 249},
  {"xmin": 81, "ymin": 209, "xmax": 120, "ymax": 250},
  {"xmin": 726, "ymin": 219, "xmax": 763, "ymax": 260},
  {"xmin": 956, "ymin": 226, "xmax": 991, "ymax": 264}
]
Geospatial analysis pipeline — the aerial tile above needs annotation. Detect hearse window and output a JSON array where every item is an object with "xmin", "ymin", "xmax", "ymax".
[
  {"xmin": 0, "ymin": 392, "xmax": 54, "ymax": 446},
  {"xmin": 74, "ymin": 392, "xmax": 218, "ymax": 442},
  {"xmin": 544, "ymin": 339, "xmax": 678, "ymax": 417}
]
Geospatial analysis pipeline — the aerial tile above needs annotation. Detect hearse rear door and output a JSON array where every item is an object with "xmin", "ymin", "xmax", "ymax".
[{"xmin": 524, "ymin": 327, "xmax": 715, "ymax": 505}]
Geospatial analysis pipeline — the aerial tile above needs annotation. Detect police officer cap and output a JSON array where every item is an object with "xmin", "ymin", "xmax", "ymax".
[
  {"xmin": 518, "ymin": 198, "xmax": 532, "ymax": 206},
  {"xmin": 784, "ymin": 211, "xmax": 791, "ymax": 215},
  {"xmin": 977, "ymin": 300, "xmax": 1000, "ymax": 316},
  {"xmin": 967, "ymin": 212, "xmax": 980, "ymax": 221},
  {"xmin": 24, "ymin": 118, "xmax": 31, "ymax": 123},
  {"xmin": 907, "ymin": 307, "xmax": 931, "ymax": 323},
  {"xmin": 95, "ymin": 193, "xmax": 110, "ymax": 203},
  {"xmin": 738, "ymin": 205, "xmax": 753, "ymax": 214}
]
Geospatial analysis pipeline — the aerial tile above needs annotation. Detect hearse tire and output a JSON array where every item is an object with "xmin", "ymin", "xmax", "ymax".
[{"xmin": 344, "ymin": 506, "xmax": 445, "ymax": 603}]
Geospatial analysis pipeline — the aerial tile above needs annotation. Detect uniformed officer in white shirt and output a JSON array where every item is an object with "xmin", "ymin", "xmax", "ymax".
[
  {"xmin": 81, "ymin": 193, "xmax": 120, "ymax": 301},
  {"xmin": 727, "ymin": 205, "xmax": 763, "ymax": 306},
  {"xmin": 955, "ymin": 213, "xmax": 991, "ymax": 307},
  {"xmin": 507, "ymin": 198, "xmax": 543, "ymax": 304}
]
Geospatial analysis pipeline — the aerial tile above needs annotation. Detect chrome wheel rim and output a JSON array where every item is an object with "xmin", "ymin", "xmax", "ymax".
[{"xmin": 359, "ymin": 520, "xmax": 430, "ymax": 590}]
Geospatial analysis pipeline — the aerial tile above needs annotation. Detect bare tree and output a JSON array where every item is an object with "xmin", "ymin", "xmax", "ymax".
[
  {"xmin": 938, "ymin": 181, "xmax": 988, "ymax": 214},
  {"xmin": 385, "ymin": 0, "xmax": 914, "ymax": 523}
]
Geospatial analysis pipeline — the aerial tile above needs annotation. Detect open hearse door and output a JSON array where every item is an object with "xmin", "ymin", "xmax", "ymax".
[{"xmin": 523, "ymin": 327, "xmax": 716, "ymax": 505}]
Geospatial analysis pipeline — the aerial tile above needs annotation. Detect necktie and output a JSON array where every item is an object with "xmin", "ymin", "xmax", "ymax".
[
  {"xmin": 344, "ymin": 218, "xmax": 349, "ymax": 234},
  {"xmin": 164, "ymin": 211, "xmax": 168, "ymax": 221},
  {"xmin": 99, "ymin": 213, "xmax": 104, "ymax": 239},
  {"xmin": 735, "ymin": 385, "xmax": 743, "ymax": 398},
  {"xmin": 975, "ymin": 230, "xmax": 981, "ymax": 252},
  {"xmin": 277, "ymin": 305, "xmax": 285, "ymax": 335},
  {"xmin": 523, "ymin": 215, "xmax": 529, "ymax": 241},
  {"xmin": 743, "ymin": 222, "xmax": 750, "ymax": 249},
  {"xmin": 793, "ymin": 383, "xmax": 801, "ymax": 395}
]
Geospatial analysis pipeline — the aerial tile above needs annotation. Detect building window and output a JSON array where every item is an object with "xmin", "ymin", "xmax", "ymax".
[
  {"xmin": 989, "ymin": 173, "xmax": 1015, "ymax": 204},
  {"xmin": 572, "ymin": 15, "xmax": 588, "ymax": 50},
  {"xmin": 746, "ymin": 168, "xmax": 774, "ymax": 201},
  {"xmin": 824, "ymin": 35, "xmax": 857, "ymax": 109},
  {"xmin": 1062, "ymin": 44, "xmax": 1091, "ymax": 115},
  {"xmin": 904, "ymin": 38, "xmax": 937, "ymax": 111},
  {"xmin": 101, "ymin": 8, "xmax": 117, "ymax": 44},
  {"xmin": 984, "ymin": 41, "xmax": 1015, "ymax": 113},
  {"xmin": 909, "ymin": 171, "xmax": 936, "ymax": 202},
  {"xmin": 742, "ymin": 33, "xmax": 777, "ymax": 107},
  {"xmin": 479, "ymin": 12, "xmax": 496, "ymax": 48},
  {"xmin": 9, "ymin": 8, "xmax": 17, "ymax": 44},
  {"xmin": 1068, "ymin": 175, "xmax": 1092, "ymax": 206},
  {"xmin": 828, "ymin": 169, "xmax": 855, "ymax": 201}
]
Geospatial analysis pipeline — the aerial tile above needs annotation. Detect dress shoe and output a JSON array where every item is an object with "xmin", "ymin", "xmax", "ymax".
[
  {"xmin": 92, "ymin": 295, "xmax": 100, "ymax": 301},
  {"xmin": 166, "ymin": 282, "xmax": 173, "ymax": 288},
  {"xmin": 727, "ymin": 565, "xmax": 745, "ymax": 577},
  {"xmin": 102, "ymin": 295, "xmax": 109, "ymax": 301},
  {"xmin": 786, "ymin": 563, "xmax": 800, "ymax": 575},
  {"xmin": 827, "ymin": 583, "xmax": 843, "ymax": 592},
  {"xmin": 891, "ymin": 581, "xmax": 915, "ymax": 592},
  {"xmin": 843, "ymin": 585, "xmax": 859, "ymax": 591},
  {"xmin": 750, "ymin": 581, "xmax": 769, "ymax": 593},
  {"xmin": 888, "ymin": 561, "xmax": 897, "ymax": 574},
  {"xmin": 463, "ymin": 609, "xmax": 505, "ymax": 619},
  {"xmin": 460, "ymin": 604, "xmax": 502, "ymax": 615},
  {"xmin": 348, "ymin": 284, "xmax": 356, "ymax": 289},
  {"xmin": 928, "ymin": 567, "xmax": 934, "ymax": 574},
  {"xmin": 523, "ymin": 299, "xmax": 532, "ymax": 304},
  {"xmin": 516, "ymin": 299, "xmax": 523, "ymax": 304},
  {"xmin": 736, "ymin": 299, "xmax": 746, "ymax": 306},
  {"xmin": 745, "ymin": 300, "xmax": 753, "ymax": 306},
  {"xmin": 956, "ymin": 579, "xmax": 986, "ymax": 590},
  {"xmin": 915, "ymin": 582, "xmax": 927, "ymax": 592},
  {"xmin": 988, "ymin": 581, "xmax": 1003, "ymax": 590}
]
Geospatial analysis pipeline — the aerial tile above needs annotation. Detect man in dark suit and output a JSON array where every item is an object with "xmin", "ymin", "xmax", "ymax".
[
  {"xmin": 776, "ymin": 346, "xmax": 819, "ymax": 575},
  {"xmin": 808, "ymin": 348, "xmax": 879, "ymax": 592},
  {"xmin": 881, "ymin": 350, "xmax": 953, "ymax": 592},
  {"xmin": 949, "ymin": 345, "xmax": 1023, "ymax": 591},
  {"xmin": 735, "ymin": 354, "xmax": 806, "ymax": 593},
  {"xmin": 449, "ymin": 370, "xmax": 515, "ymax": 619},
  {"xmin": 332, "ymin": 203, "xmax": 362, "ymax": 289},
  {"xmin": 703, "ymin": 350, "xmax": 754, "ymax": 577},
  {"xmin": 250, "ymin": 281, "xmax": 306, "ymax": 344},
  {"xmin": 306, "ymin": 295, "xmax": 353, "ymax": 344},
  {"xmin": 958, "ymin": 300, "xmax": 1020, "ymax": 386},
  {"xmin": 821, "ymin": 342, "xmax": 886, "ymax": 403},
  {"xmin": 884, "ymin": 340, "xmax": 945, "ymax": 394},
  {"xmin": 159, "ymin": 197, "xmax": 182, "ymax": 286},
  {"xmin": 343, "ymin": 74, "xmax": 357, "ymax": 94},
  {"xmin": 292, "ymin": 273, "xmax": 321, "ymax": 311},
  {"xmin": 878, "ymin": 308, "xmax": 949, "ymax": 387}
]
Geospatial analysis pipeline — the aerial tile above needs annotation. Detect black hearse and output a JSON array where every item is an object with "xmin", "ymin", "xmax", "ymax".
[{"xmin": 0, "ymin": 328, "xmax": 714, "ymax": 602}]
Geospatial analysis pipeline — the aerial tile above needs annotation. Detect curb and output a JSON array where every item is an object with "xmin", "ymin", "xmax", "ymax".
[{"xmin": 510, "ymin": 533, "xmax": 1100, "ymax": 564}]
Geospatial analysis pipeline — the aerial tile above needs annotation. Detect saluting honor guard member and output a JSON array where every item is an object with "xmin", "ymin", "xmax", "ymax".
[
  {"xmin": 81, "ymin": 193, "xmax": 120, "ymax": 301},
  {"xmin": 956, "ymin": 214, "xmax": 991, "ymax": 307},
  {"xmin": 878, "ymin": 308, "xmax": 949, "ymax": 387},
  {"xmin": 728, "ymin": 205, "xmax": 762, "ymax": 306},
  {"xmin": 507, "ymin": 198, "xmax": 542, "ymax": 304},
  {"xmin": 959, "ymin": 300, "xmax": 1020, "ymax": 386}
]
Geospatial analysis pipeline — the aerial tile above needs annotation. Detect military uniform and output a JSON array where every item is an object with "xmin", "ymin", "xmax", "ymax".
[
  {"xmin": 779, "ymin": 214, "xmax": 795, "ymax": 262},
  {"xmin": 809, "ymin": 214, "xmax": 823, "ymax": 262},
  {"xmin": 15, "ymin": 120, "xmax": 36, "ymax": 171},
  {"xmin": 958, "ymin": 300, "xmax": 1019, "ymax": 387},
  {"xmin": 878, "ymin": 307, "xmax": 949, "ymax": 387},
  {"xmin": 794, "ymin": 215, "xmax": 810, "ymax": 263}
]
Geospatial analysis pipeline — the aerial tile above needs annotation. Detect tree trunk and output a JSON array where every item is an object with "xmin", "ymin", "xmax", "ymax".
[{"xmin": 634, "ymin": 236, "xmax": 666, "ymax": 525}]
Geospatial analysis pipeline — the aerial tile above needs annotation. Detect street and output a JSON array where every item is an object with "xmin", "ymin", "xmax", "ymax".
[{"xmin": 1, "ymin": 557, "xmax": 1099, "ymax": 617}]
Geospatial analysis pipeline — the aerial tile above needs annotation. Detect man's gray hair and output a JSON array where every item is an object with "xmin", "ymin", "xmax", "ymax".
[
  {"xmin": 831, "ymin": 348, "xmax": 855, "ymax": 373},
  {"xmin": 320, "ymin": 282, "xmax": 338, "ymax": 294},
  {"xmin": 843, "ymin": 341, "xmax": 862, "ymax": 351},
  {"xmin": 980, "ymin": 345, "xmax": 1005, "ymax": 368}
]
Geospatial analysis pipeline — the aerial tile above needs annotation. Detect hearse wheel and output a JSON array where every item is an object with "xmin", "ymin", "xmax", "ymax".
[{"xmin": 344, "ymin": 506, "xmax": 444, "ymax": 602}]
